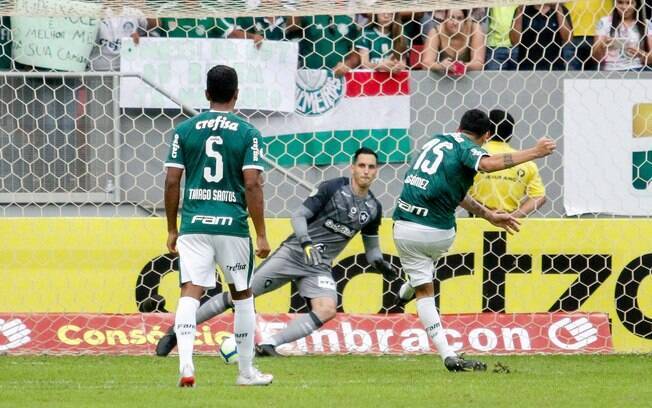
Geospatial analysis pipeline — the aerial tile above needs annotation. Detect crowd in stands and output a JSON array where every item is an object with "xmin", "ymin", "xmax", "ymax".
[{"xmin": 3, "ymin": 0, "xmax": 652, "ymax": 73}]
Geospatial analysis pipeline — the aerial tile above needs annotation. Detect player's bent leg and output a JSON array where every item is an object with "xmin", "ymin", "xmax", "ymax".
[
  {"xmin": 258, "ymin": 295, "xmax": 336, "ymax": 357},
  {"xmin": 258, "ymin": 273, "xmax": 337, "ymax": 357}
]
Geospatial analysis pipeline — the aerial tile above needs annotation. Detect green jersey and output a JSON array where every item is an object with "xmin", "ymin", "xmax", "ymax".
[
  {"xmin": 300, "ymin": 15, "xmax": 358, "ymax": 69},
  {"xmin": 159, "ymin": 17, "xmax": 233, "ymax": 38},
  {"xmin": 165, "ymin": 111, "xmax": 264, "ymax": 237},
  {"xmin": 356, "ymin": 27, "xmax": 394, "ymax": 63},
  {"xmin": 234, "ymin": 16, "xmax": 287, "ymax": 41},
  {"xmin": 393, "ymin": 133, "xmax": 488, "ymax": 230}
]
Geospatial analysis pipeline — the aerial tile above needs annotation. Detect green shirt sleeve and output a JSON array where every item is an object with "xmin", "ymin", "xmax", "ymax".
[
  {"xmin": 165, "ymin": 132, "xmax": 185, "ymax": 168},
  {"xmin": 242, "ymin": 128, "xmax": 264, "ymax": 171},
  {"xmin": 459, "ymin": 140, "xmax": 487, "ymax": 171}
]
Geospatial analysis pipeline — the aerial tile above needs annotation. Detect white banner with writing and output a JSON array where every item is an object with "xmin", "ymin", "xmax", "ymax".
[
  {"xmin": 119, "ymin": 37, "xmax": 297, "ymax": 112},
  {"xmin": 11, "ymin": 0, "xmax": 101, "ymax": 71},
  {"xmin": 563, "ymin": 79, "xmax": 652, "ymax": 216}
]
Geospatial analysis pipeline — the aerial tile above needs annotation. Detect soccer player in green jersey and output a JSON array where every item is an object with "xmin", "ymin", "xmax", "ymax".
[
  {"xmin": 164, "ymin": 65, "xmax": 272, "ymax": 387},
  {"xmin": 393, "ymin": 109, "xmax": 555, "ymax": 371}
]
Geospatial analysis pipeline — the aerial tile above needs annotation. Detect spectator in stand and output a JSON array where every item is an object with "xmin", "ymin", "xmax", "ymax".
[
  {"xmin": 356, "ymin": 13, "xmax": 407, "ymax": 72},
  {"xmin": 564, "ymin": 0, "xmax": 613, "ymax": 70},
  {"xmin": 158, "ymin": 16, "xmax": 234, "ymax": 38},
  {"xmin": 358, "ymin": 12, "xmax": 425, "ymax": 47},
  {"xmin": 298, "ymin": 15, "xmax": 360, "ymax": 76},
  {"xmin": 421, "ymin": 9, "xmax": 486, "ymax": 75},
  {"xmin": 89, "ymin": 7, "xmax": 153, "ymax": 71},
  {"xmin": 468, "ymin": 109, "xmax": 547, "ymax": 218},
  {"xmin": 593, "ymin": 0, "xmax": 652, "ymax": 71},
  {"xmin": 513, "ymin": 3, "xmax": 573, "ymax": 70},
  {"xmin": 229, "ymin": 16, "xmax": 293, "ymax": 46},
  {"xmin": 485, "ymin": 6, "xmax": 520, "ymax": 70},
  {"xmin": 0, "ymin": 16, "xmax": 11, "ymax": 70}
]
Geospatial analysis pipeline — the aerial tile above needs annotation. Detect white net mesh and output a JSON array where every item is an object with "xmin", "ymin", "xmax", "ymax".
[
  {"xmin": 4, "ymin": 0, "xmax": 569, "ymax": 18},
  {"xmin": 1, "ymin": 1, "xmax": 651, "ymax": 355}
]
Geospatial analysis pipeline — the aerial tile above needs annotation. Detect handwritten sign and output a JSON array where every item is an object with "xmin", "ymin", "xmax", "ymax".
[
  {"xmin": 11, "ymin": 0, "xmax": 101, "ymax": 71},
  {"xmin": 119, "ymin": 37, "xmax": 298, "ymax": 112}
]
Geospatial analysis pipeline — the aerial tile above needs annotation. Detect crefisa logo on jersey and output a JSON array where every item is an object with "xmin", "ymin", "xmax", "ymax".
[{"xmin": 295, "ymin": 69, "xmax": 345, "ymax": 116}]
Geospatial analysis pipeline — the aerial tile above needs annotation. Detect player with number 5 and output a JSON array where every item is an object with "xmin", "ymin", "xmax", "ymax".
[
  {"xmin": 164, "ymin": 65, "xmax": 272, "ymax": 387},
  {"xmin": 392, "ymin": 109, "xmax": 555, "ymax": 372}
]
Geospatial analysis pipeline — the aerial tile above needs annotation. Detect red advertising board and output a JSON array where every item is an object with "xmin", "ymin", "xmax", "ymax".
[{"xmin": 0, "ymin": 312, "xmax": 612, "ymax": 355}]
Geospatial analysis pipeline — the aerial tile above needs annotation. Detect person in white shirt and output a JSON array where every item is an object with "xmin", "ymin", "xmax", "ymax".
[{"xmin": 593, "ymin": 0, "xmax": 652, "ymax": 71}]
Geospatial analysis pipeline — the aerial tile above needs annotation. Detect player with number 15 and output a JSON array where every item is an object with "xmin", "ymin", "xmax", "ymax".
[{"xmin": 393, "ymin": 109, "xmax": 556, "ymax": 372}]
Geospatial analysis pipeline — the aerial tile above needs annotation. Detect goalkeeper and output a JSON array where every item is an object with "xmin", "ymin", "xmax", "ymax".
[{"xmin": 157, "ymin": 147, "xmax": 397, "ymax": 357}]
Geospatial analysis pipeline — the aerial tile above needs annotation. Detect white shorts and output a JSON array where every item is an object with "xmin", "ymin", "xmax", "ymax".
[
  {"xmin": 177, "ymin": 234, "xmax": 253, "ymax": 291},
  {"xmin": 393, "ymin": 220, "xmax": 456, "ymax": 287}
]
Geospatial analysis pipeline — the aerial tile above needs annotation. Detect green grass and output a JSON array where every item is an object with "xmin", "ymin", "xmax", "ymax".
[{"xmin": 1, "ymin": 355, "xmax": 651, "ymax": 407}]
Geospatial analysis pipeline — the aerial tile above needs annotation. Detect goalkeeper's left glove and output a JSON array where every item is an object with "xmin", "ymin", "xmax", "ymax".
[
  {"xmin": 301, "ymin": 241, "xmax": 323, "ymax": 266},
  {"xmin": 373, "ymin": 259, "xmax": 398, "ymax": 279}
]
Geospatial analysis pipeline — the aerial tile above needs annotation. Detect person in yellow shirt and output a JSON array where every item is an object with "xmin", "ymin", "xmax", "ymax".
[
  {"xmin": 468, "ymin": 109, "xmax": 546, "ymax": 217},
  {"xmin": 564, "ymin": 0, "xmax": 613, "ymax": 70}
]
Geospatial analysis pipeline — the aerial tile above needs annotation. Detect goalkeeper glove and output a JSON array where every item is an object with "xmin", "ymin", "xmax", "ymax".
[
  {"xmin": 301, "ymin": 241, "xmax": 323, "ymax": 266},
  {"xmin": 373, "ymin": 259, "xmax": 398, "ymax": 279}
]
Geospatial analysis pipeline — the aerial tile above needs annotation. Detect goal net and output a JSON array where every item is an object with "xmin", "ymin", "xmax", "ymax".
[{"xmin": 1, "ymin": 0, "xmax": 651, "ymax": 355}]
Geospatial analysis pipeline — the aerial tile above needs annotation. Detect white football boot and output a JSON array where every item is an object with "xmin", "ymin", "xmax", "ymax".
[{"xmin": 236, "ymin": 367, "xmax": 273, "ymax": 386}]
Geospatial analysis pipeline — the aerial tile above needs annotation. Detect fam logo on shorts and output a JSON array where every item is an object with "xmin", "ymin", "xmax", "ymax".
[{"xmin": 295, "ymin": 69, "xmax": 345, "ymax": 117}]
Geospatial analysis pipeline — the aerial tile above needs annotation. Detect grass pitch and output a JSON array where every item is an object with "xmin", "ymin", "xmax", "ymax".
[{"xmin": 1, "ymin": 354, "xmax": 650, "ymax": 407}]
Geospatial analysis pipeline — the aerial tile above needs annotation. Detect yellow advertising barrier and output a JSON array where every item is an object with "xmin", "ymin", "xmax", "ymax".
[{"xmin": 1, "ymin": 218, "xmax": 651, "ymax": 352}]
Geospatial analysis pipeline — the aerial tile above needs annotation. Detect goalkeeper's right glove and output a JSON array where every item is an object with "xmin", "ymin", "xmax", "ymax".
[{"xmin": 301, "ymin": 241, "xmax": 323, "ymax": 266}]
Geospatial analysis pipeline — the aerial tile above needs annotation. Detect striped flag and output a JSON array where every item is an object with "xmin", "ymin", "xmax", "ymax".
[{"xmin": 253, "ymin": 70, "xmax": 411, "ymax": 166}]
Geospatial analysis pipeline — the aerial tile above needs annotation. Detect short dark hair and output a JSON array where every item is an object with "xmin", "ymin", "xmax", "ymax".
[
  {"xmin": 353, "ymin": 147, "xmax": 378, "ymax": 163},
  {"xmin": 489, "ymin": 109, "xmax": 515, "ymax": 142},
  {"xmin": 206, "ymin": 65, "xmax": 238, "ymax": 103},
  {"xmin": 459, "ymin": 109, "xmax": 491, "ymax": 137}
]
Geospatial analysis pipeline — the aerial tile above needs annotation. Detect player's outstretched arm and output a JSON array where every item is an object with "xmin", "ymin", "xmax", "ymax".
[
  {"xmin": 244, "ymin": 170, "xmax": 270, "ymax": 258},
  {"xmin": 478, "ymin": 137, "xmax": 556, "ymax": 173},
  {"xmin": 164, "ymin": 167, "xmax": 183, "ymax": 253},
  {"xmin": 461, "ymin": 195, "xmax": 521, "ymax": 234}
]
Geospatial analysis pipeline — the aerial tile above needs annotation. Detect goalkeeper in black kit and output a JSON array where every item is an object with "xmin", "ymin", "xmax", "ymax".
[{"xmin": 156, "ymin": 147, "xmax": 397, "ymax": 357}]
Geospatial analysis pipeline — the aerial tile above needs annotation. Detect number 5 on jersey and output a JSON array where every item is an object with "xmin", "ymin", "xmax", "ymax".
[{"xmin": 204, "ymin": 136, "xmax": 223, "ymax": 183}]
